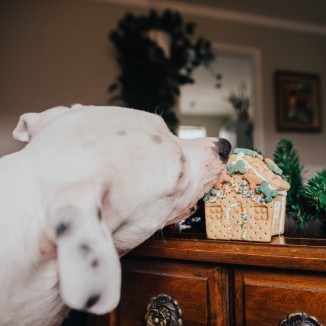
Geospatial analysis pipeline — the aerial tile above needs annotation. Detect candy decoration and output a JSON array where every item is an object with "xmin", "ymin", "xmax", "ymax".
[
  {"xmin": 266, "ymin": 161, "xmax": 283, "ymax": 176},
  {"xmin": 238, "ymin": 202, "xmax": 248, "ymax": 239},
  {"xmin": 227, "ymin": 160, "xmax": 246, "ymax": 176},
  {"xmin": 233, "ymin": 148, "xmax": 259, "ymax": 157},
  {"xmin": 204, "ymin": 179, "xmax": 266, "ymax": 205},
  {"xmin": 256, "ymin": 182, "xmax": 278, "ymax": 203}
]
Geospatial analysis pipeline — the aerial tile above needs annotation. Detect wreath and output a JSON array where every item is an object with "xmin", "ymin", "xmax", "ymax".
[{"xmin": 108, "ymin": 9, "xmax": 218, "ymax": 132}]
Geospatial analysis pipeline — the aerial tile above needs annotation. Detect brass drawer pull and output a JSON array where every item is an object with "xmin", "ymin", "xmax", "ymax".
[
  {"xmin": 279, "ymin": 312, "xmax": 322, "ymax": 326},
  {"xmin": 145, "ymin": 293, "xmax": 182, "ymax": 326}
]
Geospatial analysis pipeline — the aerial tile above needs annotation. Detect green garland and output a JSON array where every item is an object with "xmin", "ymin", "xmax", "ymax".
[
  {"xmin": 274, "ymin": 139, "xmax": 326, "ymax": 227},
  {"xmin": 109, "ymin": 9, "xmax": 216, "ymax": 132},
  {"xmin": 292, "ymin": 170, "xmax": 326, "ymax": 227}
]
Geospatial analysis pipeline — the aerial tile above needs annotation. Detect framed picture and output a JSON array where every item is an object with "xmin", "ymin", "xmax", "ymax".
[{"xmin": 275, "ymin": 71, "xmax": 322, "ymax": 132}]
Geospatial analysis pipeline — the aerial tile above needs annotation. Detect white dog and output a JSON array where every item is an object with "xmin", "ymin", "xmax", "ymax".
[{"xmin": 0, "ymin": 104, "xmax": 231, "ymax": 326}]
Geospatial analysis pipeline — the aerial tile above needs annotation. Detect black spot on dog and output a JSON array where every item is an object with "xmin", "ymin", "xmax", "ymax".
[
  {"xmin": 91, "ymin": 258, "xmax": 99, "ymax": 268},
  {"xmin": 151, "ymin": 134, "xmax": 162, "ymax": 144},
  {"xmin": 55, "ymin": 206, "xmax": 79, "ymax": 237},
  {"xmin": 85, "ymin": 294, "xmax": 101, "ymax": 309},
  {"xmin": 97, "ymin": 207, "xmax": 102, "ymax": 221},
  {"xmin": 56, "ymin": 222, "xmax": 70, "ymax": 237},
  {"xmin": 116, "ymin": 130, "xmax": 126, "ymax": 136},
  {"xmin": 80, "ymin": 243, "xmax": 91, "ymax": 256}
]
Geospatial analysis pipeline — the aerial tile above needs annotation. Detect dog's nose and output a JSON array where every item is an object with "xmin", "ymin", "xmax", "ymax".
[{"xmin": 216, "ymin": 138, "xmax": 231, "ymax": 161}]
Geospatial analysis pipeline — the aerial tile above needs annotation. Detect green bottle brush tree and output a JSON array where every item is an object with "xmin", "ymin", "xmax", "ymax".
[{"xmin": 273, "ymin": 139, "xmax": 326, "ymax": 228}]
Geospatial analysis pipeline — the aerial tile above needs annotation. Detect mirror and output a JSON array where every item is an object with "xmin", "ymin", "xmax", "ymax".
[{"xmin": 178, "ymin": 43, "xmax": 264, "ymax": 151}]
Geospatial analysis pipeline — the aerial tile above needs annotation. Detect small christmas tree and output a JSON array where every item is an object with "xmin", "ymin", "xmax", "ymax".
[
  {"xmin": 273, "ymin": 139, "xmax": 326, "ymax": 228},
  {"xmin": 273, "ymin": 139, "xmax": 303, "ymax": 209}
]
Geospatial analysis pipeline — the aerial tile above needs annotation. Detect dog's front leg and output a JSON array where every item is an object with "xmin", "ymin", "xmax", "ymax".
[{"xmin": 43, "ymin": 182, "xmax": 121, "ymax": 315}]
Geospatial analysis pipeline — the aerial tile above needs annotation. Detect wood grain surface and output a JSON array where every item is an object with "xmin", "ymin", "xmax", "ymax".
[{"xmin": 102, "ymin": 235, "xmax": 326, "ymax": 325}]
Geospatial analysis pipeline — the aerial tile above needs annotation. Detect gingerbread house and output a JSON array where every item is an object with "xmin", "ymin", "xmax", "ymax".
[{"xmin": 204, "ymin": 148, "xmax": 290, "ymax": 242}]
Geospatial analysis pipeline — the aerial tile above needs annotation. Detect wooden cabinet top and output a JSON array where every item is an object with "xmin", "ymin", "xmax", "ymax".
[{"xmin": 130, "ymin": 235, "xmax": 326, "ymax": 272}]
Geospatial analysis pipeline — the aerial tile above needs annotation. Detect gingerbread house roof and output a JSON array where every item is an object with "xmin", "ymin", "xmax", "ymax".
[{"xmin": 210, "ymin": 148, "xmax": 290, "ymax": 203}]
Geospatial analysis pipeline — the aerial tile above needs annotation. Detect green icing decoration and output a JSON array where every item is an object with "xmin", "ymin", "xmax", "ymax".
[
  {"xmin": 267, "ymin": 162, "xmax": 283, "ymax": 176},
  {"xmin": 233, "ymin": 148, "xmax": 259, "ymax": 157},
  {"xmin": 203, "ymin": 194, "xmax": 209, "ymax": 202},
  {"xmin": 256, "ymin": 181, "xmax": 278, "ymax": 203},
  {"xmin": 227, "ymin": 160, "xmax": 246, "ymax": 176},
  {"xmin": 203, "ymin": 188, "xmax": 217, "ymax": 202},
  {"xmin": 208, "ymin": 188, "xmax": 217, "ymax": 196}
]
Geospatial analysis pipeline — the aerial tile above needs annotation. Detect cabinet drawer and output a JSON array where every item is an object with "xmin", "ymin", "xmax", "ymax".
[
  {"xmin": 112, "ymin": 258, "xmax": 227, "ymax": 326},
  {"xmin": 234, "ymin": 269, "xmax": 326, "ymax": 326}
]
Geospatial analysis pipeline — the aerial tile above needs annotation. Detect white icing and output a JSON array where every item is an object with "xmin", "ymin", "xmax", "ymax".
[
  {"xmin": 226, "ymin": 203, "xmax": 239, "ymax": 239},
  {"xmin": 273, "ymin": 201, "xmax": 281, "ymax": 220},
  {"xmin": 279, "ymin": 195, "xmax": 287, "ymax": 235},
  {"xmin": 234, "ymin": 153, "xmax": 277, "ymax": 190},
  {"xmin": 272, "ymin": 200, "xmax": 281, "ymax": 232},
  {"xmin": 236, "ymin": 152, "xmax": 245, "ymax": 160},
  {"xmin": 226, "ymin": 203, "xmax": 239, "ymax": 220}
]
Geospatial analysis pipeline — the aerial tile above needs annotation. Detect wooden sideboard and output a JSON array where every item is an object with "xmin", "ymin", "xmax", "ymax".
[{"xmin": 107, "ymin": 235, "xmax": 326, "ymax": 326}]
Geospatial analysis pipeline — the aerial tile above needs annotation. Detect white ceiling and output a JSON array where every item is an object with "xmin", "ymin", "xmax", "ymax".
[
  {"xmin": 171, "ymin": 0, "xmax": 326, "ymax": 26},
  {"xmin": 96, "ymin": 1, "xmax": 326, "ymax": 34}
]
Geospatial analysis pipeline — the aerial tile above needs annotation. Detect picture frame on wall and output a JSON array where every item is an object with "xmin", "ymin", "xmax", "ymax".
[{"xmin": 275, "ymin": 71, "xmax": 322, "ymax": 132}]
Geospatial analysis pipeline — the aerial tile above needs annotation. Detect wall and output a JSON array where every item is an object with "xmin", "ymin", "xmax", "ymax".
[
  {"xmin": 189, "ymin": 13, "xmax": 326, "ymax": 175},
  {"xmin": 1, "ymin": 0, "xmax": 325, "ymax": 174},
  {"xmin": 0, "ymin": 0, "xmax": 130, "ymax": 154}
]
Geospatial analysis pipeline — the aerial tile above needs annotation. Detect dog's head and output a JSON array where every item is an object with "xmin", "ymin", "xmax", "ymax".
[{"xmin": 14, "ymin": 105, "xmax": 231, "ymax": 314}]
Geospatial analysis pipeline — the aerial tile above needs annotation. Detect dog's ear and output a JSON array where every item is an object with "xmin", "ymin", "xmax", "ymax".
[
  {"xmin": 12, "ymin": 112, "xmax": 37, "ymax": 142},
  {"xmin": 44, "ymin": 182, "xmax": 121, "ymax": 314},
  {"xmin": 13, "ymin": 106, "xmax": 70, "ymax": 142}
]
